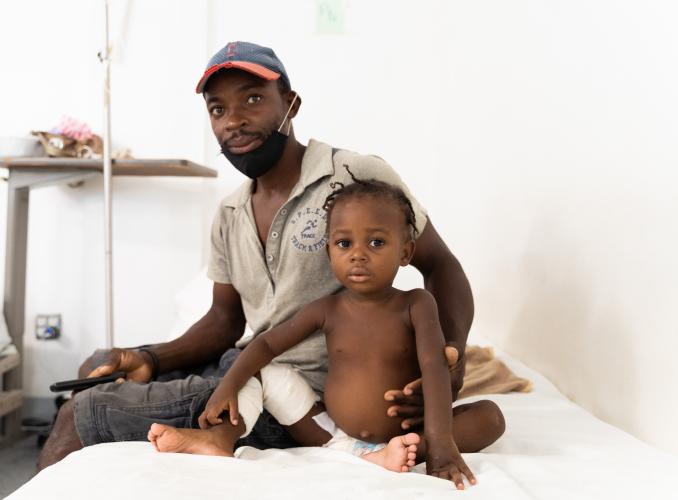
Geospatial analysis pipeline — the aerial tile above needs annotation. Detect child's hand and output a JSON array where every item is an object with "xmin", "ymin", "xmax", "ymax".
[
  {"xmin": 426, "ymin": 439, "xmax": 476, "ymax": 490},
  {"xmin": 198, "ymin": 382, "xmax": 239, "ymax": 429}
]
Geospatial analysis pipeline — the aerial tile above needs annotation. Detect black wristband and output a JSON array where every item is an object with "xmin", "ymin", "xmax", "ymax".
[{"xmin": 138, "ymin": 347, "xmax": 159, "ymax": 381}]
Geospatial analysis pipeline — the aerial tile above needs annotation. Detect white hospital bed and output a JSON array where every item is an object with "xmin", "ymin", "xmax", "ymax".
[{"xmin": 8, "ymin": 348, "xmax": 677, "ymax": 500}]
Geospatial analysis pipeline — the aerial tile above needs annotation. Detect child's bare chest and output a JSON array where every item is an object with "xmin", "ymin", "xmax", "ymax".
[{"xmin": 324, "ymin": 305, "xmax": 417, "ymax": 365}]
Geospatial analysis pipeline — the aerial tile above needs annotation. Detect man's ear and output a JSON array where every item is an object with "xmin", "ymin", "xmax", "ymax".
[
  {"xmin": 400, "ymin": 239, "xmax": 416, "ymax": 266},
  {"xmin": 285, "ymin": 90, "xmax": 302, "ymax": 119}
]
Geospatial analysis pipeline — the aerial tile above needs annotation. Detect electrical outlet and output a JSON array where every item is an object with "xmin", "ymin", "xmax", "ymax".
[{"xmin": 35, "ymin": 314, "xmax": 61, "ymax": 340}]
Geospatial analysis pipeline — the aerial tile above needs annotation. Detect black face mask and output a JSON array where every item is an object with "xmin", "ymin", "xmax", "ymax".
[{"xmin": 221, "ymin": 94, "xmax": 298, "ymax": 179}]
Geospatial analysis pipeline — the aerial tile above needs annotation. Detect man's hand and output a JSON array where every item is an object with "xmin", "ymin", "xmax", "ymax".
[
  {"xmin": 198, "ymin": 382, "xmax": 239, "ymax": 429},
  {"xmin": 79, "ymin": 348, "xmax": 153, "ymax": 383},
  {"xmin": 384, "ymin": 346, "xmax": 464, "ymax": 430}
]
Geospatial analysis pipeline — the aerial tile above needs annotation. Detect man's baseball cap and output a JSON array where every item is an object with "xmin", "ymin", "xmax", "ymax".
[{"xmin": 195, "ymin": 41, "xmax": 290, "ymax": 94}]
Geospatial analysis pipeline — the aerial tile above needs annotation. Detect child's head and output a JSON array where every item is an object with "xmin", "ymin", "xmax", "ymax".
[
  {"xmin": 323, "ymin": 166, "xmax": 417, "ymax": 295},
  {"xmin": 324, "ymin": 165, "xmax": 418, "ymax": 241}
]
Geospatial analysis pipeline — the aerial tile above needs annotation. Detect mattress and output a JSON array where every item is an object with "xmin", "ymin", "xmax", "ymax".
[{"xmin": 8, "ymin": 350, "xmax": 677, "ymax": 499}]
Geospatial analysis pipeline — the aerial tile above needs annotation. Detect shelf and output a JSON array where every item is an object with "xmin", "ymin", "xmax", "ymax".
[{"xmin": 0, "ymin": 157, "xmax": 217, "ymax": 178}]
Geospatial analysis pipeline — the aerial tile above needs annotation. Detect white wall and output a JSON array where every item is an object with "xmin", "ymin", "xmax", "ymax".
[
  {"xmin": 1, "ymin": 0, "xmax": 676, "ymax": 454},
  {"xmin": 437, "ymin": 0, "xmax": 678, "ymax": 456},
  {"xmin": 0, "ymin": 0, "xmax": 218, "ymax": 391}
]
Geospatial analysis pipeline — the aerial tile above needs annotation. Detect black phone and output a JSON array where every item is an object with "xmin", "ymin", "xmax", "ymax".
[{"xmin": 49, "ymin": 371, "xmax": 127, "ymax": 393}]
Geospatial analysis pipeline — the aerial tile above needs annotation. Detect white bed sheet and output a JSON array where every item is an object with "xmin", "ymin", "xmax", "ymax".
[{"xmin": 9, "ymin": 352, "xmax": 677, "ymax": 500}]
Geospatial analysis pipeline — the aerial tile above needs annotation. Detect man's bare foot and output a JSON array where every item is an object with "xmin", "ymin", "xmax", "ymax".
[
  {"xmin": 147, "ymin": 423, "xmax": 243, "ymax": 457},
  {"xmin": 362, "ymin": 433, "xmax": 420, "ymax": 472}
]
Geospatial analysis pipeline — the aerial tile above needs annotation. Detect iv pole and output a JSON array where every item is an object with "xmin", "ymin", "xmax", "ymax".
[{"xmin": 100, "ymin": 0, "xmax": 114, "ymax": 348}]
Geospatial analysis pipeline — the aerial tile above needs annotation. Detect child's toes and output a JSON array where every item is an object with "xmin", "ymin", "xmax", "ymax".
[
  {"xmin": 147, "ymin": 427, "xmax": 158, "ymax": 442},
  {"xmin": 404, "ymin": 432, "xmax": 420, "ymax": 445}
]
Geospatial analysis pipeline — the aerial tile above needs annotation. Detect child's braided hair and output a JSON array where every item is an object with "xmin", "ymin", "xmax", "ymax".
[{"xmin": 323, "ymin": 164, "xmax": 418, "ymax": 239}]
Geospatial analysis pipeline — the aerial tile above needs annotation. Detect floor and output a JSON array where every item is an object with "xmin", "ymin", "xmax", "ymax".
[{"xmin": 0, "ymin": 434, "xmax": 41, "ymax": 498}]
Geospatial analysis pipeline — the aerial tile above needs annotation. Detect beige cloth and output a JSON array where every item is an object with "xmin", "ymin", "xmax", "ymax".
[{"xmin": 458, "ymin": 345, "xmax": 533, "ymax": 399}]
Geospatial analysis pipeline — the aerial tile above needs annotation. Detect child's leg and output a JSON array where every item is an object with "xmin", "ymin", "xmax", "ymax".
[
  {"xmin": 148, "ymin": 420, "xmax": 246, "ymax": 457},
  {"xmin": 362, "ymin": 433, "xmax": 420, "ymax": 472},
  {"xmin": 259, "ymin": 363, "xmax": 332, "ymax": 446},
  {"xmin": 258, "ymin": 364, "xmax": 422, "ymax": 472},
  {"xmin": 284, "ymin": 403, "xmax": 334, "ymax": 446},
  {"xmin": 149, "ymin": 376, "xmax": 264, "ymax": 456},
  {"xmin": 412, "ymin": 399, "xmax": 506, "ymax": 459},
  {"xmin": 451, "ymin": 399, "xmax": 505, "ymax": 453}
]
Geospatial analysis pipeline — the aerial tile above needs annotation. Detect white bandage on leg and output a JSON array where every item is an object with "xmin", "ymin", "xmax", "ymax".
[
  {"xmin": 260, "ymin": 363, "xmax": 319, "ymax": 425},
  {"xmin": 237, "ymin": 376, "xmax": 264, "ymax": 437}
]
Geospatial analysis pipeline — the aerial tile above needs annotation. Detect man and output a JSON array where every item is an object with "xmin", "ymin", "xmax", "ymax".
[{"xmin": 38, "ymin": 41, "xmax": 488, "ymax": 470}]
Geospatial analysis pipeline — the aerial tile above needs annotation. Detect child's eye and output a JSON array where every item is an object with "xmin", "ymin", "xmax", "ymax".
[
  {"xmin": 247, "ymin": 95, "xmax": 262, "ymax": 104},
  {"xmin": 210, "ymin": 106, "xmax": 224, "ymax": 117},
  {"xmin": 336, "ymin": 240, "xmax": 351, "ymax": 249},
  {"xmin": 369, "ymin": 239, "xmax": 385, "ymax": 248}
]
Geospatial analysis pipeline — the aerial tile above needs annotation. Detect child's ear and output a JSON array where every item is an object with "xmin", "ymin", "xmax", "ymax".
[{"xmin": 400, "ymin": 239, "xmax": 416, "ymax": 266}]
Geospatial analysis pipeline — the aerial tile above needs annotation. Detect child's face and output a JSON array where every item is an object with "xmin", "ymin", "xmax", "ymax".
[{"xmin": 327, "ymin": 196, "xmax": 415, "ymax": 296}]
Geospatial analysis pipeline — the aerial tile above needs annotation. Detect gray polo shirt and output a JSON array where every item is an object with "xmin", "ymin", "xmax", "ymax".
[{"xmin": 207, "ymin": 139, "xmax": 427, "ymax": 391}]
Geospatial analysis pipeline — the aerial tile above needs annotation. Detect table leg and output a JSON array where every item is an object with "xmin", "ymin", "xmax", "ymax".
[{"xmin": 1, "ymin": 176, "xmax": 28, "ymax": 443}]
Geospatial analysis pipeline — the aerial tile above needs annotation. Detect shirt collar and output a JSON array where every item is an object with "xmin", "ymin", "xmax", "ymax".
[
  {"xmin": 222, "ymin": 139, "xmax": 335, "ymax": 209},
  {"xmin": 289, "ymin": 139, "xmax": 334, "ymax": 198}
]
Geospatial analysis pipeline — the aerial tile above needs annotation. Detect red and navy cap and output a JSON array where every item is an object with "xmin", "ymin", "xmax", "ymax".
[{"xmin": 195, "ymin": 41, "xmax": 291, "ymax": 94}]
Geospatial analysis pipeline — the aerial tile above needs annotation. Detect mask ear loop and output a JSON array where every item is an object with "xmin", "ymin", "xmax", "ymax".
[{"xmin": 277, "ymin": 93, "xmax": 298, "ymax": 134}]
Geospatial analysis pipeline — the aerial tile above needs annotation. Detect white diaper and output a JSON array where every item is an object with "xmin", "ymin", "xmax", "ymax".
[{"xmin": 313, "ymin": 411, "xmax": 386, "ymax": 457}]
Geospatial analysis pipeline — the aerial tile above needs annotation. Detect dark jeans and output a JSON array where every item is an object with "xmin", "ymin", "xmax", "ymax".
[{"xmin": 72, "ymin": 348, "xmax": 299, "ymax": 449}]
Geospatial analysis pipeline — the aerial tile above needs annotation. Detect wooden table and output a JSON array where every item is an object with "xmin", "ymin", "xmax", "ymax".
[{"xmin": 0, "ymin": 157, "xmax": 217, "ymax": 445}]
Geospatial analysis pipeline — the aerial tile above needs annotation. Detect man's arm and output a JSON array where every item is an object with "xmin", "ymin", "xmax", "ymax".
[
  {"xmin": 410, "ymin": 219, "xmax": 473, "ymax": 391},
  {"xmin": 411, "ymin": 219, "xmax": 474, "ymax": 355},
  {"xmin": 81, "ymin": 282, "xmax": 246, "ymax": 380}
]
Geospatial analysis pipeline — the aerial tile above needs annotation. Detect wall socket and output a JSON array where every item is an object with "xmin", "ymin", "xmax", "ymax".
[{"xmin": 35, "ymin": 314, "xmax": 61, "ymax": 340}]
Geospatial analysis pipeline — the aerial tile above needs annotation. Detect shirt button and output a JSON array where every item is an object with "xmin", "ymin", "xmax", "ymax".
[
  {"xmin": 267, "ymin": 254, "xmax": 274, "ymax": 262},
  {"xmin": 280, "ymin": 208, "xmax": 287, "ymax": 215},
  {"xmin": 271, "ymin": 231, "xmax": 279, "ymax": 238}
]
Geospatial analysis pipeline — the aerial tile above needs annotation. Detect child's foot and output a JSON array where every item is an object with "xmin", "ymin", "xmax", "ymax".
[
  {"xmin": 362, "ymin": 433, "xmax": 420, "ymax": 472},
  {"xmin": 147, "ymin": 423, "xmax": 240, "ymax": 457}
]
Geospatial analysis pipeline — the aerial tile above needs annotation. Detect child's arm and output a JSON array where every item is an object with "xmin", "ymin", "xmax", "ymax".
[
  {"xmin": 198, "ymin": 297, "xmax": 328, "ymax": 428},
  {"xmin": 410, "ymin": 289, "xmax": 475, "ymax": 489}
]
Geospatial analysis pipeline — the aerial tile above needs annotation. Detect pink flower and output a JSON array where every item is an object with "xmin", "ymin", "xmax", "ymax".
[{"xmin": 54, "ymin": 116, "xmax": 94, "ymax": 141}]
